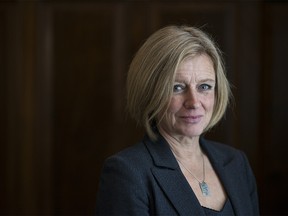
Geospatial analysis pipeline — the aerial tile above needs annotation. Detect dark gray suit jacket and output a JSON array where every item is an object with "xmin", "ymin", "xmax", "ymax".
[{"xmin": 96, "ymin": 134, "xmax": 259, "ymax": 215}]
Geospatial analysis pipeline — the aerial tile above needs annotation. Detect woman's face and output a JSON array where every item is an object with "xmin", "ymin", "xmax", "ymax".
[{"xmin": 157, "ymin": 54, "xmax": 215, "ymax": 139}]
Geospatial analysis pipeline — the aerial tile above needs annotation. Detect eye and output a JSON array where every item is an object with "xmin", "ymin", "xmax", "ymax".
[
  {"xmin": 198, "ymin": 84, "xmax": 213, "ymax": 91},
  {"xmin": 173, "ymin": 84, "xmax": 186, "ymax": 93}
]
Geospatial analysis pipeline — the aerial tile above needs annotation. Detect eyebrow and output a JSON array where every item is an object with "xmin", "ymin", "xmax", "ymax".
[
  {"xmin": 174, "ymin": 78, "xmax": 216, "ymax": 83},
  {"xmin": 199, "ymin": 78, "xmax": 216, "ymax": 83}
]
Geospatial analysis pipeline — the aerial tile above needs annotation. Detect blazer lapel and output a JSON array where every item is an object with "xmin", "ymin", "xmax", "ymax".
[
  {"xmin": 151, "ymin": 166, "xmax": 204, "ymax": 215},
  {"xmin": 216, "ymin": 162, "xmax": 253, "ymax": 215},
  {"xmin": 201, "ymin": 138, "xmax": 254, "ymax": 216},
  {"xmin": 144, "ymin": 135, "xmax": 205, "ymax": 215}
]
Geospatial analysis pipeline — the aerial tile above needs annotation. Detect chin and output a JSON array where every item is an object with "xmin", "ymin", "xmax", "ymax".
[{"xmin": 178, "ymin": 129, "xmax": 204, "ymax": 138}]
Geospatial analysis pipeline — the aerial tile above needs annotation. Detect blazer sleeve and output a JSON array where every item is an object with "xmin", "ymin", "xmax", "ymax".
[
  {"xmin": 96, "ymin": 155, "xmax": 150, "ymax": 216},
  {"xmin": 241, "ymin": 151, "xmax": 260, "ymax": 216}
]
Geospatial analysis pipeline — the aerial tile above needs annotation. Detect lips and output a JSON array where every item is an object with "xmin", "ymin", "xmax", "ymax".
[{"xmin": 179, "ymin": 115, "xmax": 203, "ymax": 123}]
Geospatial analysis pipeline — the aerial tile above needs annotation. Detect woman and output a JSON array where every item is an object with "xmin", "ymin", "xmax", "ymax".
[{"xmin": 96, "ymin": 25, "xmax": 259, "ymax": 215}]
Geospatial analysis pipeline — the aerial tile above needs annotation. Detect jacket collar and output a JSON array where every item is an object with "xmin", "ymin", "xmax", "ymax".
[{"xmin": 143, "ymin": 132, "xmax": 233, "ymax": 169}]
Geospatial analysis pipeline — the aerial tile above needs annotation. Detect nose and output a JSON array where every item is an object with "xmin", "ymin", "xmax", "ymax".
[{"xmin": 184, "ymin": 89, "xmax": 200, "ymax": 109}]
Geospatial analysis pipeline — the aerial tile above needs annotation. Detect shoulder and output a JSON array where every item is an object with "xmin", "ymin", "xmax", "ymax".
[
  {"xmin": 108, "ymin": 141, "xmax": 150, "ymax": 161},
  {"xmin": 97, "ymin": 140, "xmax": 153, "ymax": 199},
  {"xmin": 96, "ymin": 141, "xmax": 152, "ymax": 214},
  {"xmin": 102, "ymin": 140, "xmax": 153, "ymax": 175},
  {"xmin": 201, "ymin": 137, "xmax": 240, "ymax": 155},
  {"xmin": 200, "ymin": 137, "xmax": 249, "ymax": 166}
]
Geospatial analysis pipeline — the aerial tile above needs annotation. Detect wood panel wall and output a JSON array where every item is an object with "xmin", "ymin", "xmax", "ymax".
[{"xmin": 1, "ymin": 1, "xmax": 288, "ymax": 215}]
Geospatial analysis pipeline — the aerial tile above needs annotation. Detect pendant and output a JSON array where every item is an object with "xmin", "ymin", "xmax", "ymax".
[{"xmin": 199, "ymin": 181, "xmax": 210, "ymax": 196}]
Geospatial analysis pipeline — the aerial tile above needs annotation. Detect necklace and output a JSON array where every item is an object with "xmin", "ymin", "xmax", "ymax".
[{"xmin": 176, "ymin": 153, "xmax": 210, "ymax": 197}]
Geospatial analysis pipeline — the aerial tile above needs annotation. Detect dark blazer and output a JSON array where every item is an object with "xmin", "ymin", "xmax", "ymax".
[{"xmin": 96, "ymin": 134, "xmax": 259, "ymax": 215}]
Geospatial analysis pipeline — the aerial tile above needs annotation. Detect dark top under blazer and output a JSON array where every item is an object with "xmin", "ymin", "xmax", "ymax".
[{"xmin": 96, "ymin": 134, "xmax": 259, "ymax": 216}]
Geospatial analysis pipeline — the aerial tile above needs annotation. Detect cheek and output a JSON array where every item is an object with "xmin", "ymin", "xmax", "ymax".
[
  {"xmin": 207, "ymin": 94, "xmax": 215, "ymax": 109},
  {"xmin": 167, "ymin": 97, "xmax": 182, "ymax": 114},
  {"xmin": 201, "ymin": 92, "xmax": 215, "ymax": 110}
]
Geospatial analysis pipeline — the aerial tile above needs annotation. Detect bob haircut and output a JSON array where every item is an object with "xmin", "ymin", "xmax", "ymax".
[{"xmin": 126, "ymin": 25, "xmax": 231, "ymax": 140}]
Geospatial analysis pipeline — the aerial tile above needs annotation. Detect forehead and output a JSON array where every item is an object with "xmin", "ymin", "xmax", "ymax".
[{"xmin": 175, "ymin": 54, "xmax": 215, "ymax": 80}]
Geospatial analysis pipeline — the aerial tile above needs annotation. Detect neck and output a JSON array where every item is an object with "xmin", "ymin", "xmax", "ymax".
[{"xmin": 158, "ymin": 127, "xmax": 203, "ymax": 161}]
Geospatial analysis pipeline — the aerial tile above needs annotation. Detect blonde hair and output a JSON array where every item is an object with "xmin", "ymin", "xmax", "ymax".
[{"xmin": 126, "ymin": 25, "xmax": 231, "ymax": 140}]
